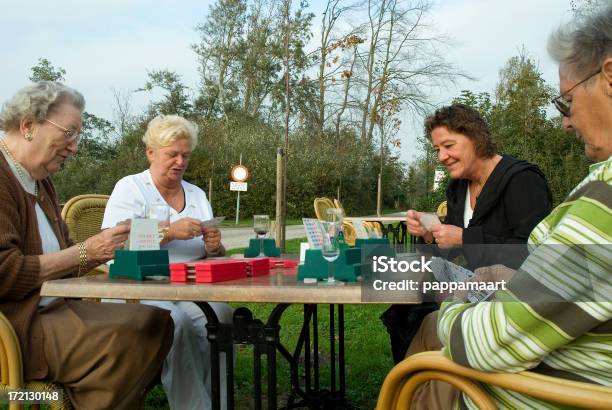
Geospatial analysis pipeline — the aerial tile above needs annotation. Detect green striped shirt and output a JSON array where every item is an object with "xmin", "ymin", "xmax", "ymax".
[{"xmin": 438, "ymin": 156, "xmax": 612, "ymax": 409}]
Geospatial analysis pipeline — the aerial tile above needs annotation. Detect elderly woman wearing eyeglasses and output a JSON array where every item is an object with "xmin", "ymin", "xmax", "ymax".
[{"xmin": 0, "ymin": 81, "xmax": 174, "ymax": 409}]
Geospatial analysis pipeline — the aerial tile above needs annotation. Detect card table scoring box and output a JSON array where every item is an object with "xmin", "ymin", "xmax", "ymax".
[
  {"xmin": 109, "ymin": 249, "xmax": 170, "ymax": 281},
  {"xmin": 170, "ymin": 260, "xmax": 247, "ymax": 283},
  {"xmin": 267, "ymin": 257, "xmax": 298, "ymax": 269},
  {"xmin": 244, "ymin": 258, "xmax": 269, "ymax": 277},
  {"xmin": 243, "ymin": 239, "xmax": 281, "ymax": 258},
  {"xmin": 297, "ymin": 248, "xmax": 362, "ymax": 282}
]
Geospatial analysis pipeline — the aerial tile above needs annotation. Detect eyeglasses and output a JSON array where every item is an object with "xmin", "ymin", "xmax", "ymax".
[
  {"xmin": 551, "ymin": 70, "xmax": 600, "ymax": 117},
  {"xmin": 45, "ymin": 119, "xmax": 80, "ymax": 143}
]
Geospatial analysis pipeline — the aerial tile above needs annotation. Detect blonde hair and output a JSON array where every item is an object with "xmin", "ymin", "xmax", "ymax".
[{"xmin": 142, "ymin": 114, "xmax": 198, "ymax": 149}]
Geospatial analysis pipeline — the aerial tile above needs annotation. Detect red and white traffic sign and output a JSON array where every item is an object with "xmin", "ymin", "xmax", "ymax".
[{"xmin": 230, "ymin": 165, "xmax": 249, "ymax": 182}]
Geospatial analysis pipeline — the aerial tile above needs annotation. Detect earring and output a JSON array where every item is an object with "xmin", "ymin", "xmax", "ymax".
[{"xmin": 24, "ymin": 132, "xmax": 33, "ymax": 141}]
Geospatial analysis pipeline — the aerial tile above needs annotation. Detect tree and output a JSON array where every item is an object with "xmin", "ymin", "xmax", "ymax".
[
  {"xmin": 333, "ymin": 34, "xmax": 365, "ymax": 138},
  {"xmin": 408, "ymin": 135, "xmax": 446, "ymax": 212},
  {"xmin": 55, "ymin": 112, "xmax": 118, "ymax": 200},
  {"xmin": 111, "ymin": 87, "xmax": 135, "ymax": 138},
  {"xmin": 193, "ymin": 0, "xmax": 247, "ymax": 118},
  {"xmin": 452, "ymin": 90, "xmax": 493, "ymax": 123},
  {"xmin": 313, "ymin": 0, "xmax": 361, "ymax": 135},
  {"xmin": 268, "ymin": 0, "xmax": 315, "ymax": 124},
  {"xmin": 137, "ymin": 69, "xmax": 193, "ymax": 117},
  {"xmin": 29, "ymin": 58, "xmax": 66, "ymax": 82},
  {"xmin": 31, "ymin": 4, "xmax": 447, "ymax": 215},
  {"xmin": 357, "ymin": 0, "xmax": 466, "ymax": 146},
  {"xmin": 238, "ymin": 0, "xmax": 282, "ymax": 117},
  {"xmin": 453, "ymin": 51, "xmax": 590, "ymax": 206}
]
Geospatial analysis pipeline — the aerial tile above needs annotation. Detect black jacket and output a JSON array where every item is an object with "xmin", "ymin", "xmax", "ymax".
[{"xmin": 438, "ymin": 155, "xmax": 552, "ymax": 270}]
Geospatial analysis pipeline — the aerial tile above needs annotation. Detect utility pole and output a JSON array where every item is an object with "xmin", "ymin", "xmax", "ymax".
[{"xmin": 276, "ymin": 0, "xmax": 291, "ymax": 251}]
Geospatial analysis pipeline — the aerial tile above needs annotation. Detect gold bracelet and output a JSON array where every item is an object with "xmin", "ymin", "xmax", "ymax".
[{"xmin": 77, "ymin": 242, "xmax": 88, "ymax": 276}]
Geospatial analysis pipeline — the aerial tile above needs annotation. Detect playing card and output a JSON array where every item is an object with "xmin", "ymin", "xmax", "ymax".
[
  {"xmin": 201, "ymin": 216, "xmax": 226, "ymax": 229},
  {"xmin": 420, "ymin": 212, "xmax": 441, "ymax": 231}
]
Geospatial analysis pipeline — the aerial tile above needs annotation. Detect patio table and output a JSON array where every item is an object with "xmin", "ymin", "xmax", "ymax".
[{"xmin": 41, "ymin": 267, "xmax": 421, "ymax": 409}]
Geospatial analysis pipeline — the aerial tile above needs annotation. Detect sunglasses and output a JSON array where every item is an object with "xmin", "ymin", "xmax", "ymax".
[
  {"xmin": 45, "ymin": 119, "xmax": 81, "ymax": 143},
  {"xmin": 551, "ymin": 70, "xmax": 600, "ymax": 117}
]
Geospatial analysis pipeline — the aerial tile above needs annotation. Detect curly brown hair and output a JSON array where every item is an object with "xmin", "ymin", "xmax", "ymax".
[{"xmin": 424, "ymin": 104, "xmax": 497, "ymax": 158}]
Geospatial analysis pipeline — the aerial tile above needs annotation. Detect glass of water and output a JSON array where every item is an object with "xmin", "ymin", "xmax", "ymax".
[
  {"xmin": 253, "ymin": 214, "xmax": 270, "ymax": 257},
  {"xmin": 321, "ymin": 208, "xmax": 344, "ymax": 285}
]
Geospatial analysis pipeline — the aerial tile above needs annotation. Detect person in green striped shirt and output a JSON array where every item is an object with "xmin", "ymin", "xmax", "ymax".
[{"xmin": 411, "ymin": 6, "xmax": 612, "ymax": 409}]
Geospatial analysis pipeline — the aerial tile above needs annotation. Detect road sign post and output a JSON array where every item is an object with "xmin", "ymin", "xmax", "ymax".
[{"xmin": 230, "ymin": 156, "xmax": 249, "ymax": 224}]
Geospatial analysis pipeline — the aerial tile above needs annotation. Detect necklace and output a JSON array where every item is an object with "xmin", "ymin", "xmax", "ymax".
[{"xmin": 0, "ymin": 138, "xmax": 38, "ymax": 198}]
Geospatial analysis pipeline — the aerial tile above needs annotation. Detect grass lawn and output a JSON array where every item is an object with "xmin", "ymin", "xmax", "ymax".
[{"xmin": 142, "ymin": 237, "xmax": 395, "ymax": 409}]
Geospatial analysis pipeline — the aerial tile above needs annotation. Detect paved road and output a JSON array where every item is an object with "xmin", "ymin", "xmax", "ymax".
[
  {"xmin": 219, "ymin": 212, "xmax": 406, "ymax": 250},
  {"xmin": 220, "ymin": 225, "xmax": 306, "ymax": 250}
]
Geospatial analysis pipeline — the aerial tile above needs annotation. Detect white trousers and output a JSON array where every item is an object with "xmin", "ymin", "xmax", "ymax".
[{"xmin": 104, "ymin": 299, "xmax": 233, "ymax": 410}]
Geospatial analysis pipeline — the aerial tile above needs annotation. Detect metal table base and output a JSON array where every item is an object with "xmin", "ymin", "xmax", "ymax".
[{"xmin": 199, "ymin": 302, "xmax": 356, "ymax": 410}]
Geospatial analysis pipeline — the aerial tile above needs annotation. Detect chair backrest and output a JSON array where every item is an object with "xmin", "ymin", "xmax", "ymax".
[
  {"xmin": 313, "ymin": 197, "xmax": 335, "ymax": 220},
  {"xmin": 363, "ymin": 221, "xmax": 383, "ymax": 236},
  {"xmin": 376, "ymin": 350, "xmax": 612, "ymax": 410},
  {"xmin": 0, "ymin": 312, "xmax": 24, "ymax": 388},
  {"xmin": 341, "ymin": 222, "xmax": 357, "ymax": 246},
  {"xmin": 437, "ymin": 201, "xmax": 448, "ymax": 223},
  {"xmin": 61, "ymin": 194, "xmax": 110, "ymax": 243}
]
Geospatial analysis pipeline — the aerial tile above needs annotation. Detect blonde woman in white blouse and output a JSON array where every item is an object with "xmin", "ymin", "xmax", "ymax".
[{"xmin": 103, "ymin": 114, "xmax": 233, "ymax": 410}]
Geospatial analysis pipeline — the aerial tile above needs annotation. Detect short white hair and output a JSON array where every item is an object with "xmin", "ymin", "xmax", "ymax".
[
  {"xmin": 0, "ymin": 81, "xmax": 85, "ymax": 131},
  {"xmin": 142, "ymin": 114, "xmax": 199, "ymax": 149},
  {"xmin": 548, "ymin": 5, "xmax": 612, "ymax": 79}
]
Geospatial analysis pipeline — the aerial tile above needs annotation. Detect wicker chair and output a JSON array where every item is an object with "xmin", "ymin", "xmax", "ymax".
[
  {"xmin": 61, "ymin": 194, "xmax": 110, "ymax": 277},
  {"xmin": 0, "ymin": 312, "xmax": 72, "ymax": 410},
  {"xmin": 376, "ymin": 351, "xmax": 612, "ymax": 410},
  {"xmin": 313, "ymin": 197, "xmax": 336, "ymax": 220},
  {"xmin": 436, "ymin": 201, "xmax": 448, "ymax": 223},
  {"xmin": 61, "ymin": 194, "xmax": 110, "ymax": 243},
  {"xmin": 314, "ymin": 197, "xmax": 358, "ymax": 246},
  {"xmin": 341, "ymin": 222, "xmax": 357, "ymax": 247}
]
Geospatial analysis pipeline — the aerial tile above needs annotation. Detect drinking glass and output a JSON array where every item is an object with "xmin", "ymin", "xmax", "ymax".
[
  {"xmin": 253, "ymin": 214, "xmax": 270, "ymax": 257},
  {"xmin": 321, "ymin": 207, "xmax": 344, "ymax": 285},
  {"xmin": 145, "ymin": 203, "xmax": 171, "ymax": 241},
  {"xmin": 326, "ymin": 207, "xmax": 344, "ymax": 225}
]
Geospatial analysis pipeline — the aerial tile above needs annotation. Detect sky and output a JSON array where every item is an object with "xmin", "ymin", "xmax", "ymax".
[{"xmin": 0, "ymin": 0, "xmax": 575, "ymax": 163}]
